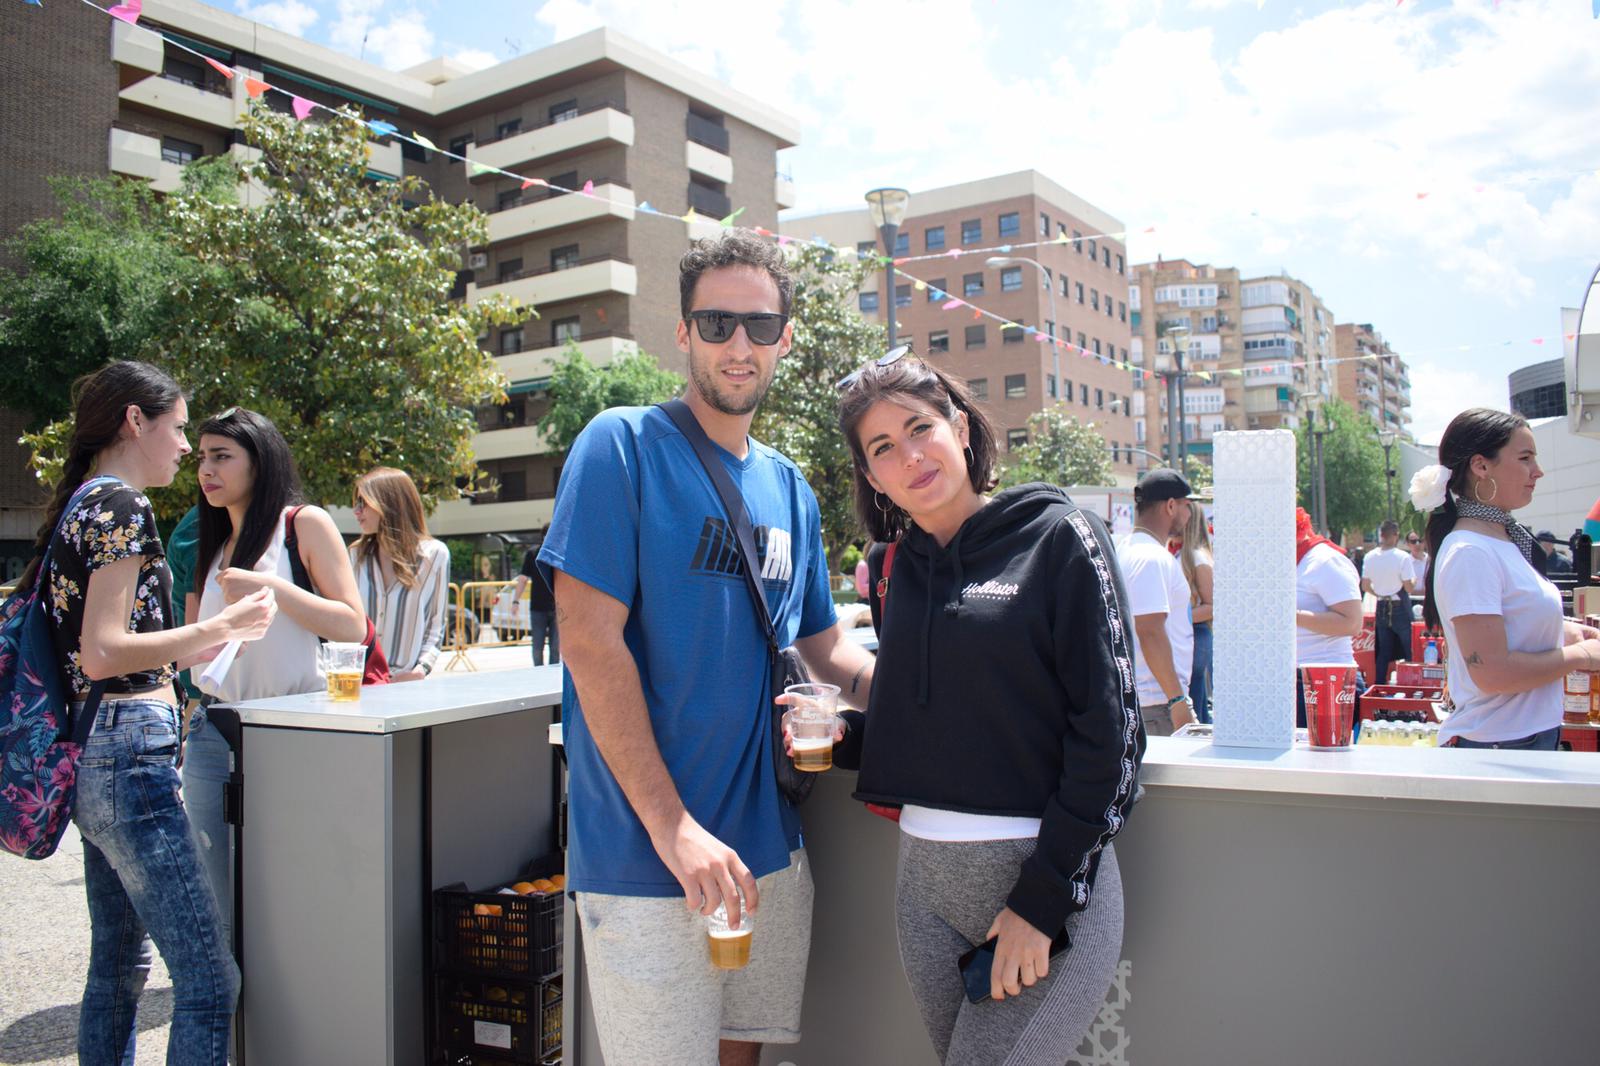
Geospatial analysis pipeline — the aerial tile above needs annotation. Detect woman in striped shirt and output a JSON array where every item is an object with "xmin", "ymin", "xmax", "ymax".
[{"xmin": 349, "ymin": 467, "xmax": 451, "ymax": 682}]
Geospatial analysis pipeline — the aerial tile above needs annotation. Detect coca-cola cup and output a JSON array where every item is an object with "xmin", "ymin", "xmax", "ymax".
[{"xmin": 1301, "ymin": 663, "xmax": 1358, "ymax": 750}]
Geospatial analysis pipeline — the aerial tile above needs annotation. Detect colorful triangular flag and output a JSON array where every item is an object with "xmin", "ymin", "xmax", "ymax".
[
  {"xmin": 243, "ymin": 77, "xmax": 270, "ymax": 99},
  {"xmin": 291, "ymin": 96, "xmax": 315, "ymax": 121},
  {"xmin": 205, "ymin": 57, "xmax": 235, "ymax": 79},
  {"xmin": 413, "ymin": 132, "xmax": 438, "ymax": 152},
  {"xmin": 108, "ymin": 0, "xmax": 141, "ymax": 25},
  {"xmin": 367, "ymin": 119, "xmax": 398, "ymax": 137},
  {"xmin": 720, "ymin": 206, "xmax": 745, "ymax": 226}
]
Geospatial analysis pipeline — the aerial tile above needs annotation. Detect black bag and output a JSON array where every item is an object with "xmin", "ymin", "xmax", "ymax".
[{"xmin": 657, "ymin": 399, "xmax": 815, "ymax": 806}]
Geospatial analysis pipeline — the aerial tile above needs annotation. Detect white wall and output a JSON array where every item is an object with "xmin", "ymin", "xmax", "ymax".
[{"xmin": 1517, "ymin": 416, "xmax": 1600, "ymax": 537}]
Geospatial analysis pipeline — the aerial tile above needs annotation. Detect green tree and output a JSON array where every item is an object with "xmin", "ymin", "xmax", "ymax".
[
  {"xmin": 1296, "ymin": 399, "xmax": 1385, "ymax": 539},
  {"xmin": 998, "ymin": 408, "xmax": 1115, "ymax": 488},
  {"xmin": 23, "ymin": 106, "xmax": 521, "ymax": 523},
  {"xmin": 536, "ymin": 341, "xmax": 686, "ymax": 454},
  {"xmin": 752, "ymin": 244, "xmax": 887, "ymax": 569}
]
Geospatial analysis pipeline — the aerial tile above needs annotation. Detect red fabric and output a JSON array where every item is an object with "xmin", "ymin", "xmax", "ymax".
[
  {"xmin": 1296, "ymin": 507, "xmax": 1346, "ymax": 564},
  {"xmin": 866, "ymin": 540, "xmax": 901, "ymax": 824}
]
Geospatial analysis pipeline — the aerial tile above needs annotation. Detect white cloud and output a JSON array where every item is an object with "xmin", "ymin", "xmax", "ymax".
[
  {"xmin": 1406, "ymin": 358, "xmax": 1507, "ymax": 444},
  {"xmin": 329, "ymin": 0, "xmax": 437, "ymax": 70},
  {"xmin": 236, "ymin": 0, "xmax": 320, "ymax": 36}
]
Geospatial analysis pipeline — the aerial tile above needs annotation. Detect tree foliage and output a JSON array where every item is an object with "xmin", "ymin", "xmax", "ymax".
[
  {"xmin": 537, "ymin": 341, "xmax": 685, "ymax": 454},
  {"xmin": 998, "ymin": 407, "xmax": 1115, "ymax": 489},
  {"xmin": 1295, "ymin": 398, "xmax": 1386, "ymax": 539},
  {"xmin": 18, "ymin": 106, "xmax": 518, "ymax": 522}
]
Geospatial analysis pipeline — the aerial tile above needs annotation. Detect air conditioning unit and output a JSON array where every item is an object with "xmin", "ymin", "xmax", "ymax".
[{"xmin": 468, "ymin": 252, "xmax": 488, "ymax": 269}]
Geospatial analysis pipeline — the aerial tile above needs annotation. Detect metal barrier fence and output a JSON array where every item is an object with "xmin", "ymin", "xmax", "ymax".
[{"xmin": 443, "ymin": 579, "xmax": 541, "ymax": 672}]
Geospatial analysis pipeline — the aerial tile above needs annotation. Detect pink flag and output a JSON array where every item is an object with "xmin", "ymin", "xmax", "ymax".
[
  {"xmin": 205, "ymin": 57, "xmax": 236, "ymax": 80},
  {"xmin": 942, "ymin": 299, "xmax": 963, "ymax": 310},
  {"xmin": 244, "ymin": 77, "xmax": 271, "ymax": 99},
  {"xmin": 1416, "ymin": 192, "xmax": 1429, "ymax": 200},
  {"xmin": 291, "ymin": 96, "xmax": 315, "ymax": 120},
  {"xmin": 1532, "ymin": 337, "xmax": 1545, "ymax": 345},
  {"xmin": 581, "ymin": 180, "xmax": 595, "ymax": 195},
  {"xmin": 108, "ymin": 0, "xmax": 142, "ymax": 25}
]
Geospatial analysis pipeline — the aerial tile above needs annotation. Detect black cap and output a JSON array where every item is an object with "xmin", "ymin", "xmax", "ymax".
[
  {"xmin": 1134, "ymin": 468, "xmax": 1198, "ymax": 505},
  {"xmin": 1535, "ymin": 530, "xmax": 1559, "ymax": 544}
]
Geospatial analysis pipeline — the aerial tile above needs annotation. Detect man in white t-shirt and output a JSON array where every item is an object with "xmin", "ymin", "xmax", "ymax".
[
  {"xmin": 1361, "ymin": 519, "xmax": 1417, "ymax": 685},
  {"xmin": 1406, "ymin": 532, "xmax": 1429, "ymax": 601},
  {"xmin": 1117, "ymin": 468, "xmax": 1198, "ymax": 737},
  {"xmin": 1295, "ymin": 508, "xmax": 1363, "ymax": 727}
]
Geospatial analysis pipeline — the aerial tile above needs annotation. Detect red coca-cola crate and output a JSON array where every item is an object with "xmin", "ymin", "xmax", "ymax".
[
  {"xmin": 1354, "ymin": 614, "xmax": 1376, "ymax": 687},
  {"xmin": 1360, "ymin": 684, "xmax": 1442, "ymax": 723},
  {"xmin": 1393, "ymin": 662, "xmax": 1447, "ymax": 687},
  {"xmin": 1411, "ymin": 621, "xmax": 1427, "ymax": 663},
  {"xmin": 1558, "ymin": 724, "xmax": 1599, "ymax": 753}
]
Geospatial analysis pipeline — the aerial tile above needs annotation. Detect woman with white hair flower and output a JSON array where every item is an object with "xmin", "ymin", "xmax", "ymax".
[{"xmin": 1418, "ymin": 408, "xmax": 1600, "ymax": 749}]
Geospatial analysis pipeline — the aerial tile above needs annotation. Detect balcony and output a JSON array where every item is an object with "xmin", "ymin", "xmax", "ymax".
[
  {"xmin": 470, "ymin": 425, "xmax": 552, "ymax": 462},
  {"xmin": 120, "ymin": 73, "xmax": 235, "ymax": 130},
  {"xmin": 775, "ymin": 172, "xmax": 796, "ymax": 209},
  {"xmin": 366, "ymin": 139, "xmax": 403, "ymax": 179},
  {"xmin": 427, "ymin": 496, "xmax": 554, "ymax": 537},
  {"xmin": 108, "ymin": 125, "xmax": 163, "ymax": 182},
  {"xmin": 468, "ymin": 105, "xmax": 633, "ymax": 175},
  {"xmin": 495, "ymin": 332, "xmax": 637, "ymax": 385},
  {"xmin": 111, "ymin": 20, "xmax": 163, "ymax": 74},
  {"xmin": 1245, "ymin": 366, "xmax": 1296, "ymax": 388},
  {"xmin": 1242, "ymin": 318, "xmax": 1293, "ymax": 336},
  {"xmin": 686, "ymin": 141, "xmax": 732, "ymax": 183},
  {"xmin": 466, "ymin": 256, "xmax": 637, "ymax": 307},
  {"xmin": 686, "ymin": 112, "xmax": 730, "ymax": 154},
  {"xmin": 485, "ymin": 182, "xmax": 635, "ymax": 245},
  {"xmin": 687, "ymin": 181, "xmax": 731, "ymax": 218}
]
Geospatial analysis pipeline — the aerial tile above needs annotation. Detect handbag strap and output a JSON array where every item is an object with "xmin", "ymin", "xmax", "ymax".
[
  {"xmin": 282, "ymin": 505, "xmax": 311, "ymax": 593},
  {"xmin": 656, "ymin": 399, "xmax": 780, "ymax": 657}
]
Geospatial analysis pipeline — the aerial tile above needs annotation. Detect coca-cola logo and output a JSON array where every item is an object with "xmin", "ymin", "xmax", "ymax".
[
  {"xmin": 1353, "ymin": 629, "xmax": 1375, "ymax": 651},
  {"xmin": 1334, "ymin": 686, "xmax": 1355, "ymax": 705}
]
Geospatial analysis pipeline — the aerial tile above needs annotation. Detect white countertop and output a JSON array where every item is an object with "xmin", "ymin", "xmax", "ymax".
[{"xmin": 220, "ymin": 666, "xmax": 565, "ymax": 734}]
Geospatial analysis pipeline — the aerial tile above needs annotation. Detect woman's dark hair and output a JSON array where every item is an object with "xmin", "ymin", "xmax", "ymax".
[
  {"xmin": 837, "ymin": 356, "xmax": 999, "ymax": 542},
  {"xmin": 1421, "ymin": 406, "xmax": 1540, "ymax": 627},
  {"xmin": 17, "ymin": 361, "xmax": 185, "ymax": 593},
  {"xmin": 195, "ymin": 408, "xmax": 304, "ymax": 581}
]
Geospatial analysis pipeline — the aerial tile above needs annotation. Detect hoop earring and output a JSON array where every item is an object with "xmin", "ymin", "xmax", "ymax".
[
  {"xmin": 964, "ymin": 444, "xmax": 974, "ymax": 463},
  {"xmin": 1474, "ymin": 477, "xmax": 1498, "ymax": 505},
  {"xmin": 874, "ymin": 491, "xmax": 894, "ymax": 518}
]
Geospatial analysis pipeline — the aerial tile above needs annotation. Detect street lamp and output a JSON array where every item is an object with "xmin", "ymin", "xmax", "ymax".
[
  {"xmin": 1164, "ymin": 322, "xmax": 1191, "ymax": 471},
  {"xmin": 865, "ymin": 187, "xmax": 910, "ymax": 346},
  {"xmin": 986, "ymin": 254, "xmax": 1062, "ymax": 404},
  {"xmin": 1378, "ymin": 429, "xmax": 1398, "ymax": 522}
]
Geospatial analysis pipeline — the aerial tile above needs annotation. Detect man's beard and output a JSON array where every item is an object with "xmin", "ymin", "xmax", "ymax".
[{"xmin": 689, "ymin": 357, "xmax": 774, "ymax": 416}]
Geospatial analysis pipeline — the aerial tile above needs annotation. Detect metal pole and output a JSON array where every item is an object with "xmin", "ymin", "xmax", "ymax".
[
  {"xmin": 1313, "ymin": 408, "xmax": 1329, "ymax": 535},
  {"xmin": 1176, "ymin": 348, "xmax": 1188, "ymax": 476},
  {"xmin": 1165, "ymin": 371, "xmax": 1180, "ymax": 467},
  {"xmin": 1383, "ymin": 441, "xmax": 1396, "ymax": 522},
  {"xmin": 880, "ymin": 222, "xmax": 899, "ymax": 346}
]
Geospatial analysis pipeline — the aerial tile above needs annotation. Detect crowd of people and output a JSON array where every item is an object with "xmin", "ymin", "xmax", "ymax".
[{"xmin": 14, "ymin": 227, "xmax": 1600, "ymax": 1064}]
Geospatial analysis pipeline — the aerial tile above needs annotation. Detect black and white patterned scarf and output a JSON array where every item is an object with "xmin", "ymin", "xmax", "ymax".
[{"xmin": 1453, "ymin": 494, "xmax": 1536, "ymax": 565}]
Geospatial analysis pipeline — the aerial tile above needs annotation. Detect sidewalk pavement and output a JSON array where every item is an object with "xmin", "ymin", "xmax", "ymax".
[{"xmin": 0, "ymin": 643, "xmax": 534, "ymax": 1064}]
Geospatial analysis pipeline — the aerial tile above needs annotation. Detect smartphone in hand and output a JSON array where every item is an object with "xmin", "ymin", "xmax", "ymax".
[{"xmin": 957, "ymin": 927, "xmax": 1074, "ymax": 1004}]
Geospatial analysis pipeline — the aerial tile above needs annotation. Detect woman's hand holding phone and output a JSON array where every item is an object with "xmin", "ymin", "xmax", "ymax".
[{"xmin": 985, "ymin": 906, "xmax": 1053, "ymax": 1001}]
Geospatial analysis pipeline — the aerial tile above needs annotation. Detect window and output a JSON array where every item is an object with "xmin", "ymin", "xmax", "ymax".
[
  {"xmin": 1000, "ymin": 267, "xmax": 1023, "ymax": 292},
  {"xmin": 160, "ymin": 137, "xmax": 202, "ymax": 165},
  {"xmin": 894, "ymin": 232, "xmax": 910, "ymax": 256},
  {"xmin": 549, "ymin": 100, "xmax": 579, "ymax": 124},
  {"xmin": 547, "ymin": 170, "xmax": 577, "ymax": 197},
  {"xmin": 961, "ymin": 219, "xmax": 982, "ymax": 245},
  {"xmin": 1093, "ymin": 339, "xmax": 1103, "ymax": 355},
  {"xmin": 1045, "ymin": 320, "xmax": 1055, "ymax": 339},
  {"xmin": 998, "ymin": 212, "xmax": 1021, "ymax": 238},
  {"xmin": 1091, "ymin": 289, "xmax": 1100, "ymax": 311},
  {"xmin": 499, "ymin": 328, "xmax": 524, "ymax": 356},
  {"xmin": 857, "ymin": 240, "xmax": 877, "ymax": 258},
  {"xmin": 1116, "ymin": 253, "xmax": 1125, "ymax": 274},
  {"xmin": 895, "ymin": 284, "xmax": 911, "ymax": 307},
  {"xmin": 1119, "ymin": 301, "xmax": 1127, "ymax": 323},
  {"xmin": 1103, "ymin": 248, "xmax": 1111, "ymax": 268},
  {"xmin": 1072, "ymin": 230, "xmax": 1083, "ymax": 253},
  {"xmin": 449, "ymin": 135, "xmax": 471, "ymax": 162},
  {"xmin": 1095, "ymin": 388, "xmax": 1104, "ymax": 409},
  {"xmin": 1047, "ymin": 375, "xmax": 1057, "ymax": 398},
  {"xmin": 925, "ymin": 226, "xmax": 946, "ymax": 251},
  {"xmin": 1005, "ymin": 374, "xmax": 1027, "ymax": 399},
  {"xmin": 969, "ymin": 378, "xmax": 989, "ymax": 400},
  {"xmin": 550, "ymin": 244, "xmax": 580, "ymax": 271},
  {"xmin": 496, "ymin": 188, "xmax": 521, "ymax": 211},
  {"xmin": 1002, "ymin": 325, "xmax": 1025, "ymax": 344},
  {"xmin": 859, "ymin": 291, "xmax": 880, "ymax": 313},
  {"xmin": 496, "ymin": 118, "xmax": 522, "ymax": 140},
  {"xmin": 1106, "ymin": 300, "xmax": 1115, "ymax": 319},
  {"xmin": 1077, "ymin": 331, "xmax": 1087, "ymax": 348},
  {"xmin": 1007, "ymin": 429, "xmax": 1029, "ymax": 451},
  {"xmin": 1110, "ymin": 442, "xmax": 1119, "ymax": 463},
  {"xmin": 1060, "ymin": 275, "xmax": 1070, "ymax": 297},
  {"xmin": 964, "ymin": 273, "xmax": 985, "ymax": 297},
  {"xmin": 929, "ymin": 330, "xmax": 950, "ymax": 353},
  {"xmin": 162, "ymin": 56, "xmax": 205, "ymax": 88},
  {"xmin": 1039, "ymin": 212, "xmax": 1050, "ymax": 236},
  {"xmin": 1076, "ymin": 283, "xmax": 1085, "ymax": 304},
  {"xmin": 965, "ymin": 325, "xmax": 987, "ymax": 348},
  {"xmin": 1080, "ymin": 384, "xmax": 1089, "ymax": 405},
  {"xmin": 1063, "ymin": 378, "xmax": 1072, "ymax": 401},
  {"xmin": 497, "ymin": 258, "xmax": 523, "ymax": 282},
  {"xmin": 552, "ymin": 316, "xmax": 581, "ymax": 345},
  {"xmin": 928, "ymin": 278, "xmax": 947, "ymax": 301},
  {"xmin": 1087, "ymin": 238, "xmax": 1098, "ymax": 260}
]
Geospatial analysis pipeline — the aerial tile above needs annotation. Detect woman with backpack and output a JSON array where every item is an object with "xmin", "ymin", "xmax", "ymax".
[
  {"xmin": 830, "ymin": 351, "xmax": 1142, "ymax": 1065},
  {"xmin": 348, "ymin": 467, "xmax": 451, "ymax": 681},
  {"xmin": 18, "ymin": 361, "xmax": 276, "ymax": 1063},
  {"xmin": 185, "ymin": 407, "xmax": 367, "ymax": 949}
]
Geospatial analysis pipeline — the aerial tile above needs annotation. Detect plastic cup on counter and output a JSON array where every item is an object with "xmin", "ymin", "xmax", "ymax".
[{"xmin": 1300, "ymin": 663, "xmax": 1357, "ymax": 751}]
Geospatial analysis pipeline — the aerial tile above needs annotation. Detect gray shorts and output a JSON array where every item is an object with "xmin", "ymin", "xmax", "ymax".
[
  {"xmin": 576, "ymin": 849, "xmax": 814, "ymax": 1065},
  {"xmin": 1141, "ymin": 702, "xmax": 1175, "ymax": 737}
]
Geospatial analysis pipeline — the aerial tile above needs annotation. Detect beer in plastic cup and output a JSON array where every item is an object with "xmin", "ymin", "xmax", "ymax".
[
  {"xmin": 322, "ymin": 642, "xmax": 365, "ymax": 702},
  {"xmin": 785, "ymin": 683, "xmax": 841, "ymax": 772},
  {"xmin": 706, "ymin": 896, "xmax": 753, "ymax": 970},
  {"xmin": 1301, "ymin": 663, "xmax": 1357, "ymax": 750}
]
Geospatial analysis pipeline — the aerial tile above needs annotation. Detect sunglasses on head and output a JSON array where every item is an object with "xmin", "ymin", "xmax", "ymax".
[
  {"xmin": 836, "ymin": 344, "xmax": 914, "ymax": 390},
  {"xmin": 686, "ymin": 309, "xmax": 789, "ymax": 346},
  {"xmin": 213, "ymin": 406, "xmax": 240, "ymax": 421}
]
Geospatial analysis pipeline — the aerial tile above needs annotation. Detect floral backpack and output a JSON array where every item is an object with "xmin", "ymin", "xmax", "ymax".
[{"xmin": 0, "ymin": 478, "xmax": 115, "ymax": 860}]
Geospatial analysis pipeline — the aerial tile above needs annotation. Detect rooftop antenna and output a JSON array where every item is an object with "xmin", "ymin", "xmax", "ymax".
[{"xmin": 505, "ymin": 37, "xmax": 523, "ymax": 55}]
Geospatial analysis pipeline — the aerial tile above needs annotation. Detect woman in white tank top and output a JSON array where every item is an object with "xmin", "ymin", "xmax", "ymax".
[{"xmin": 183, "ymin": 408, "xmax": 368, "ymax": 947}]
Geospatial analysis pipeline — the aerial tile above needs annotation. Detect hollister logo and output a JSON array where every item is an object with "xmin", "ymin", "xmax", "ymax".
[{"xmin": 961, "ymin": 579, "xmax": 1020, "ymax": 600}]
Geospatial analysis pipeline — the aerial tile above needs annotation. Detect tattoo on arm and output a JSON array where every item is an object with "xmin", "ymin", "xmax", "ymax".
[
  {"xmin": 849, "ymin": 663, "xmax": 867, "ymax": 695},
  {"xmin": 555, "ymin": 604, "xmax": 569, "ymax": 626},
  {"xmin": 1466, "ymin": 652, "xmax": 1482, "ymax": 666}
]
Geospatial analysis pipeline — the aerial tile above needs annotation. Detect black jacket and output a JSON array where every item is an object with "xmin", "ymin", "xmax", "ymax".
[{"xmin": 840, "ymin": 484, "xmax": 1144, "ymax": 934}]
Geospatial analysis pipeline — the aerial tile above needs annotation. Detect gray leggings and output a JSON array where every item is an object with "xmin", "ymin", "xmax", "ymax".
[{"xmin": 895, "ymin": 835, "xmax": 1123, "ymax": 1066}]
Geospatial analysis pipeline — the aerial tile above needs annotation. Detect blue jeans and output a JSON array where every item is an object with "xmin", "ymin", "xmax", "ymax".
[
  {"xmin": 1189, "ymin": 621, "xmax": 1213, "ymax": 724},
  {"xmin": 74, "ymin": 698, "xmax": 239, "ymax": 1066},
  {"xmin": 528, "ymin": 609, "xmax": 559, "ymax": 666},
  {"xmin": 1449, "ymin": 726, "xmax": 1561, "ymax": 751},
  {"xmin": 181, "ymin": 711, "xmax": 233, "ymax": 950}
]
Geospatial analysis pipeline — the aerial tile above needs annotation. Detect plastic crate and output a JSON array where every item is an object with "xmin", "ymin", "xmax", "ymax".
[
  {"xmin": 1360, "ymin": 684, "xmax": 1442, "ymax": 723},
  {"xmin": 434, "ymin": 857, "xmax": 565, "ymax": 981},
  {"xmin": 1393, "ymin": 662, "xmax": 1447, "ymax": 687},
  {"xmin": 434, "ymin": 973, "xmax": 561, "ymax": 1065},
  {"xmin": 1559, "ymin": 724, "xmax": 1600, "ymax": 753}
]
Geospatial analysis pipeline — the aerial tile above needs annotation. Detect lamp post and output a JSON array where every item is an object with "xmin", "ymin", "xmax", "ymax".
[
  {"xmin": 1164, "ymin": 322, "xmax": 1191, "ymax": 471},
  {"xmin": 865, "ymin": 187, "xmax": 910, "ymax": 346},
  {"xmin": 1378, "ymin": 429, "xmax": 1398, "ymax": 523},
  {"xmin": 1310, "ymin": 403, "xmax": 1330, "ymax": 534}
]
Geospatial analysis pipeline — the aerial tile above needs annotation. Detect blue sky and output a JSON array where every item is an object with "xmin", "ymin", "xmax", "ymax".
[{"xmin": 233, "ymin": 0, "xmax": 1600, "ymax": 443}]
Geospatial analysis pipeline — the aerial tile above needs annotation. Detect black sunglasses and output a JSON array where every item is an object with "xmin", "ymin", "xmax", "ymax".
[
  {"xmin": 687, "ymin": 309, "xmax": 789, "ymax": 346},
  {"xmin": 836, "ymin": 344, "xmax": 914, "ymax": 390}
]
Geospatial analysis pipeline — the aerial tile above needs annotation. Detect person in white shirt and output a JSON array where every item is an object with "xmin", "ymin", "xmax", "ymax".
[
  {"xmin": 1294, "ymin": 507, "xmax": 1363, "ymax": 728},
  {"xmin": 1117, "ymin": 468, "xmax": 1197, "ymax": 736},
  {"xmin": 1361, "ymin": 519, "xmax": 1417, "ymax": 686},
  {"xmin": 1406, "ymin": 531, "xmax": 1428, "ymax": 606},
  {"xmin": 1412, "ymin": 408, "xmax": 1600, "ymax": 749},
  {"xmin": 349, "ymin": 467, "xmax": 452, "ymax": 681}
]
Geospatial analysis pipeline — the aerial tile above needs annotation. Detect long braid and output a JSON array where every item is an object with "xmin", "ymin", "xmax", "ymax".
[{"xmin": 15, "ymin": 445, "xmax": 97, "ymax": 595}]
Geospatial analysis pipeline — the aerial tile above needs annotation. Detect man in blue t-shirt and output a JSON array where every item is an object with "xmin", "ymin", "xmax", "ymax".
[{"xmin": 538, "ymin": 230, "xmax": 877, "ymax": 1066}]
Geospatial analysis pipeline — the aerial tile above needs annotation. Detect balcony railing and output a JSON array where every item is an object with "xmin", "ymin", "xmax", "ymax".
[
  {"xmin": 490, "ymin": 177, "xmax": 627, "ymax": 213},
  {"xmin": 161, "ymin": 71, "xmax": 231, "ymax": 97},
  {"xmin": 486, "ymin": 253, "xmax": 633, "ymax": 287},
  {"xmin": 474, "ymin": 101, "xmax": 630, "ymax": 146},
  {"xmin": 686, "ymin": 112, "xmax": 730, "ymax": 154},
  {"xmin": 496, "ymin": 328, "xmax": 632, "ymax": 357},
  {"xmin": 687, "ymin": 181, "xmax": 731, "ymax": 218}
]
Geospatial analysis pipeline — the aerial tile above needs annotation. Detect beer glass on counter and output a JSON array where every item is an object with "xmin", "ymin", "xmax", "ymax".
[
  {"xmin": 322, "ymin": 642, "xmax": 366, "ymax": 702},
  {"xmin": 785, "ymin": 682, "xmax": 841, "ymax": 772}
]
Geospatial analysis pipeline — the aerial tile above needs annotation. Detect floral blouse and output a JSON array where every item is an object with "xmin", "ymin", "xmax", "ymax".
[{"xmin": 46, "ymin": 479, "xmax": 177, "ymax": 695}]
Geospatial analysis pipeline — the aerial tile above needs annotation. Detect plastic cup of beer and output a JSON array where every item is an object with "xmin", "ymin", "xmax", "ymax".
[
  {"xmin": 1300, "ymin": 663, "xmax": 1358, "ymax": 750},
  {"xmin": 785, "ymin": 682, "xmax": 841, "ymax": 772},
  {"xmin": 322, "ymin": 642, "xmax": 365, "ymax": 702},
  {"xmin": 706, "ymin": 896, "xmax": 753, "ymax": 970}
]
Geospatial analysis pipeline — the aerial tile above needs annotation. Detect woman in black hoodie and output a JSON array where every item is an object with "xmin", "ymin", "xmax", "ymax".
[{"xmin": 833, "ymin": 351, "xmax": 1144, "ymax": 1065}]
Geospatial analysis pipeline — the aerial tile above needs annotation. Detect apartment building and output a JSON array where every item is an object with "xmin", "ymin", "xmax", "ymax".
[
  {"xmin": 3, "ymin": 0, "xmax": 798, "ymax": 540},
  {"xmin": 1128, "ymin": 261, "xmax": 1337, "ymax": 473},
  {"xmin": 784, "ymin": 172, "xmax": 1138, "ymax": 485},
  {"xmin": 1333, "ymin": 323, "xmax": 1413, "ymax": 435}
]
